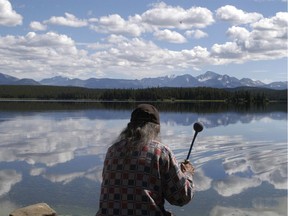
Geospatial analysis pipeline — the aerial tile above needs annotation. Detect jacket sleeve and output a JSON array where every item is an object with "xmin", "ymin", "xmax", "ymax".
[{"xmin": 160, "ymin": 147, "xmax": 195, "ymax": 206}]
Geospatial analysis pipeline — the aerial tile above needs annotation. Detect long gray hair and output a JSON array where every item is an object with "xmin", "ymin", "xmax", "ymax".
[{"xmin": 115, "ymin": 122, "xmax": 160, "ymax": 149}]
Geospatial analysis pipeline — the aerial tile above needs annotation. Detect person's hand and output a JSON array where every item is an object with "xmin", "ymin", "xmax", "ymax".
[{"xmin": 180, "ymin": 160, "xmax": 195, "ymax": 175}]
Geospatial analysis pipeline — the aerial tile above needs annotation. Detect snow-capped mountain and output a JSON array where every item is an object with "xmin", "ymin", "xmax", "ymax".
[{"xmin": 0, "ymin": 71, "xmax": 287, "ymax": 90}]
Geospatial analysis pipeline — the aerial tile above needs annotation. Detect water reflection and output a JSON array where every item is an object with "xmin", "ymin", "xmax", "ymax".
[
  {"xmin": 0, "ymin": 101, "xmax": 286, "ymax": 216},
  {"xmin": 0, "ymin": 170, "xmax": 22, "ymax": 197}
]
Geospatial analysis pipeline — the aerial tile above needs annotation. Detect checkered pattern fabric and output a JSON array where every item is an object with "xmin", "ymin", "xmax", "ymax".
[{"xmin": 96, "ymin": 140, "xmax": 194, "ymax": 216}]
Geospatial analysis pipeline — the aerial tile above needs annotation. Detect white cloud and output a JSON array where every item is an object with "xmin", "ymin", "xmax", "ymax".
[
  {"xmin": 154, "ymin": 29, "xmax": 187, "ymax": 43},
  {"xmin": 0, "ymin": 0, "xmax": 22, "ymax": 26},
  {"xmin": 252, "ymin": 12, "xmax": 288, "ymax": 30},
  {"xmin": 23, "ymin": 31, "xmax": 75, "ymax": 48},
  {"xmin": 88, "ymin": 3, "xmax": 214, "ymax": 40},
  {"xmin": 0, "ymin": 2, "xmax": 286, "ymax": 80},
  {"xmin": 142, "ymin": 2, "xmax": 214, "ymax": 29},
  {"xmin": 211, "ymin": 42, "xmax": 243, "ymax": 60},
  {"xmin": 211, "ymin": 11, "xmax": 288, "ymax": 62},
  {"xmin": 185, "ymin": 29, "xmax": 208, "ymax": 39},
  {"xmin": 89, "ymin": 14, "xmax": 144, "ymax": 37},
  {"xmin": 226, "ymin": 26, "xmax": 250, "ymax": 41},
  {"xmin": 86, "ymin": 34, "xmax": 211, "ymax": 77},
  {"xmin": 88, "ymin": 2, "xmax": 213, "ymax": 41},
  {"xmin": 86, "ymin": 42, "xmax": 112, "ymax": 50},
  {"xmin": 29, "ymin": 21, "xmax": 47, "ymax": 31},
  {"xmin": 216, "ymin": 5, "xmax": 263, "ymax": 25},
  {"xmin": 0, "ymin": 25, "xmax": 285, "ymax": 80},
  {"xmin": 248, "ymin": 13, "xmax": 287, "ymax": 51},
  {"xmin": 0, "ymin": 32, "xmax": 94, "ymax": 79},
  {"xmin": 44, "ymin": 12, "xmax": 88, "ymax": 27}
]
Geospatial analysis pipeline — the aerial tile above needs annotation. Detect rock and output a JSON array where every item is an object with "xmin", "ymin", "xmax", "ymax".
[{"xmin": 9, "ymin": 203, "xmax": 57, "ymax": 216}]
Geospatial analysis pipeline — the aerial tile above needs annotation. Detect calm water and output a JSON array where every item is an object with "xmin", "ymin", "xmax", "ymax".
[{"xmin": 0, "ymin": 101, "xmax": 287, "ymax": 216}]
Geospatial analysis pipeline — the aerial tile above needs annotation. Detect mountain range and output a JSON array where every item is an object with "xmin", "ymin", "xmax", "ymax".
[{"xmin": 0, "ymin": 71, "xmax": 287, "ymax": 90}]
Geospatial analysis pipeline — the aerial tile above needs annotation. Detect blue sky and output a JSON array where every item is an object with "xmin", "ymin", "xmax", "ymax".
[{"xmin": 0, "ymin": 0, "xmax": 287, "ymax": 83}]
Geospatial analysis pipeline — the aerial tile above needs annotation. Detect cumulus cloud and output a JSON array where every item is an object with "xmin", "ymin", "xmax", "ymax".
[
  {"xmin": 0, "ymin": 0, "xmax": 22, "ymax": 26},
  {"xmin": 211, "ymin": 11, "xmax": 288, "ymax": 61},
  {"xmin": 216, "ymin": 5, "xmax": 263, "ymax": 25},
  {"xmin": 154, "ymin": 29, "xmax": 187, "ymax": 43},
  {"xmin": 0, "ymin": 31, "xmax": 94, "ymax": 79},
  {"xmin": 89, "ymin": 2, "xmax": 214, "ymax": 41},
  {"xmin": 142, "ymin": 2, "xmax": 214, "ymax": 29},
  {"xmin": 44, "ymin": 12, "xmax": 88, "ymax": 27},
  {"xmin": 250, "ymin": 12, "xmax": 288, "ymax": 47},
  {"xmin": 211, "ymin": 42, "xmax": 243, "ymax": 60},
  {"xmin": 1, "ymin": 31, "xmax": 208, "ymax": 79},
  {"xmin": 89, "ymin": 35, "xmax": 211, "ymax": 78},
  {"xmin": 29, "ymin": 21, "xmax": 47, "ymax": 31},
  {"xmin": 252, "ymin": 12, "xmax": 288, "ymax": 31},
  {"xmin": 89, "ymin": 14, "xmax": 144, "ymax": 37},
  {"xmin": 185, "ymin": 29, "xmax": 208, "ymax": 39},
  {"xmin": 0, "ymin": 2, "xmax": 286, "ymax": 80},
  {"xmin": 226, "ymin": 26, "xmax": 250, "ymax": 41}
]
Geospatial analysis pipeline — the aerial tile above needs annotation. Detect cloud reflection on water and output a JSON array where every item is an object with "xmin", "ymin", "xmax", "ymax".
[
  {"xmin": 0, "ymin": 115, "xmax": 286, "ymax": 194},
  {"xmin": 0, "ymin": 116, "xmax": 121, "ymax": 166},
  {"xmin": 210, "ymin": 197, "xmax": 287, "ymax": 216},
  {"xmin": 213, "ymin": 175, "xmax": 262, "ymax": 197},
  {"xmin": 0, "ymin": 170, "xmax": 21, "ymax": 197},
  {"xmin": 0, "ymin": 105, "xmax": 286, "ymax": 215}
]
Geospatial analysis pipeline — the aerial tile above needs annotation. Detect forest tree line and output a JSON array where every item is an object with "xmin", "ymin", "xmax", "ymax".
[{"xmin": 0, "ymin": 85, "xmax": 286, "ymax": 103}]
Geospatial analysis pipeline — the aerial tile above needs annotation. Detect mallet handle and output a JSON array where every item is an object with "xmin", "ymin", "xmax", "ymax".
[{"xmin": 185, "ymin": 131, "xmax": 198, "ymax": 161}]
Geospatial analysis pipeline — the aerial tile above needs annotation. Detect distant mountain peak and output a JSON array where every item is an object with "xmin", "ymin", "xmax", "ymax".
[
  {"xmin": 41, "ymin": 76, "xmax": 72, "ymax": 85},
  {"xmin": 0, "ymin": 72, "xmax": 19, "ymax": 81},
  {"xmin": 0, "ymin": 73, "xmax": 39, "ymax": 85},
  {"xmin": 0, "ymin": 71, "xmax": 286, "ymax": 90},
  {"xmin": 204, "ymin": 71, "xmax": 219, "ymax": 76},
  {"xmin": 197, "ymin": 71, "xmax": 220, "ymax": 82}
]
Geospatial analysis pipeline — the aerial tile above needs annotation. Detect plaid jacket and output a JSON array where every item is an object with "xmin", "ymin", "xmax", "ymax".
[{"xmin": 96, "ymin": 140, "xmax": 194, "ymax": 216}]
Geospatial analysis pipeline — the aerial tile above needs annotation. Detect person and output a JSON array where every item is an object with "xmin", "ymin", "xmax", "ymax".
[{"xmin": 96, "ymin": 104, "xmax": 195, "ymax": 216}]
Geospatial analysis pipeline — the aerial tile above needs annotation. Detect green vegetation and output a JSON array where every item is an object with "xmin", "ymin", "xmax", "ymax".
[{"xmin": 0, "ymin": 85, "xmax": 286, "ymax": 103}]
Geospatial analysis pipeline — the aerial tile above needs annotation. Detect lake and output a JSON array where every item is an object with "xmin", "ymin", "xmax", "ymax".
[{"xmin": 0, "ymin": 101, "xmax": 287, "ymax": 216}]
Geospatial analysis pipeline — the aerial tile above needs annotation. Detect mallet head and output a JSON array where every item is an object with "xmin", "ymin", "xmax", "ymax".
[{"xmin": 193, "ymin": 122, "xmax": 203, "ymax": 133}]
